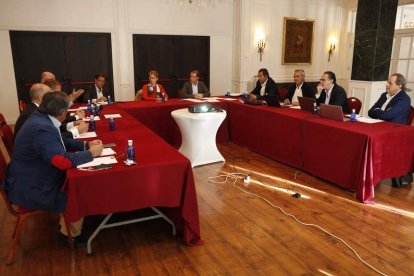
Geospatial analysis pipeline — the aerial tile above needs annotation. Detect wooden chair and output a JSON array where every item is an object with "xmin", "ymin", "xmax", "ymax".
[
  {"xmin": 347, "ymin": 97, "xmax": 362, "ymax": 114},
  {"xmin": 278, "ymin": 87, "xmax": 289, "ymax": 101},
  {"xmin": 0, "ymin": 147, "xmax": 73, "ymax": 265}
]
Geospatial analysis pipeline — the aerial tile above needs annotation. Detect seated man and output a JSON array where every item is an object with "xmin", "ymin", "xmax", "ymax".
[
  {"xmin": 15, "ymin": 82, "xmax": 88, "ymax": 140},
  {"xmin": 4, "ymin": 91, "xmax": 103, "ymax": 247},
  {"xmin": 368, "ymin": 73, "xmax": 411, "ymax": 124},
  {"xmin": 284, "ymin": 69, "xmax": 315, "ymax": 105},
  {"xmin": 317, "ymin": 71, "xmax": 349, "ymax": 112},
  {"xmin": 40, "ymin": 71, "xmax": 84, "ymax": 104},
  {"xmin": 369, "ymin": 73, "xmax": 412, "ymax": 187},
  {"xmin": 249, "ymin": 68, "xmax": 279, "ymax": 100},
  {"xmin": 83, "ymin": 74, "xmax": 110, "ymax": 103},
  {"xmin": 181, "ymin": 70, "xmax": 210, "ymax": 99}
]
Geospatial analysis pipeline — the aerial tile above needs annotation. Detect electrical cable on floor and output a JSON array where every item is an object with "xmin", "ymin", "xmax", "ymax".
[{"xmin": 208, "ymin": 170, "xmax": 387, "ymax": 276}]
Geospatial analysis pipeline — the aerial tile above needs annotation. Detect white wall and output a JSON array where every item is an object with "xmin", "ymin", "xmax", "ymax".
[
  {"xmin": 233, "ymin": 0, "xmax": 354, "ymax": 92},
  {"xmin": 0, "ymin": 0, "xmax": 356, "ymax": 123},
  {"xmin": 0, "ymin": 0, "xmax": 234, "ymax": 123}
]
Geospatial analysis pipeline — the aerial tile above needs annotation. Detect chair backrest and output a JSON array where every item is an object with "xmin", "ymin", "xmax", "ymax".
[
  {"xmin": 0, "ymin": 113, "xmax": 6, "ymax": 125},
  {"xmin": 0, "ymin": 148, "xmax": 19, "ymax": 217},
  {"xmin": 347, "ymin": 97, "xmax": 362, "ymax": 114},
  {"xmin": 278, "ymin": 87, "xmax": 289, "ymax": 101},
  {"xmin": 135, "ymin": 89, "xmax": 143, "ymax": 101},
  {"xmin": 178, "ymin": 88, "xmax": 183, "ymax": 98},
  {"xmin": 408, "ymin": 106, "xmax": 414, "ymax": 126},
  {"xmin": 0, "ymin": 124, "xmax": 14, "ymax": 157},
  {"xmin": 19, "ymin": 101, "xmax": 27, "ymax": 112}
]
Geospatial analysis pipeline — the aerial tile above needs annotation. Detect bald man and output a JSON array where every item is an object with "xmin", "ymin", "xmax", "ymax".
[{"xmin": 39, "ymin": 71, "xmax": 84, "ymax": 104}]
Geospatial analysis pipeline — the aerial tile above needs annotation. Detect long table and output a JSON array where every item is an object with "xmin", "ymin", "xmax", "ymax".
[
  {"xmin": 226, "ymin": 101, "xmax": 414, "ymax": 203},
  {"xmin": 117, "ymin": 99, "xmax": 229, "ymax": 148},
  {"xmin": 64, "ymin": 104, "xmax": 202, "ymax": 246}
]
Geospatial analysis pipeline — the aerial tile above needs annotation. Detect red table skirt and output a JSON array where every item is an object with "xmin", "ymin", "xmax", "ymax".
[{"xmin": 65, "ymin": 104, "xmax": 202, "ymax": 245}]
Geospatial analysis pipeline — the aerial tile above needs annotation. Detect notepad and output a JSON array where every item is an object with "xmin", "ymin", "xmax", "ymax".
[
  {"xmin": 77, "ymin": 156, "xmax": 118, "ymax": 169},
  {"xmin": 100, "ymin": 148, "xmax": 116, "ymax": 156},
  {"xmin": 83, "ymin": 116, "xmax": 100, "ymax": 121},
  {"xmin": 104, "ymin": 114, "xmax": 122, "ymax": 118},
  {"xmin": 75, "ymin": 132, "xmax": 97, "ymax": 139}
]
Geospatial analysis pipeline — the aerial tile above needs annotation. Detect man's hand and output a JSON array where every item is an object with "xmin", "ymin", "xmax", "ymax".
[
  {"xmin": 89, "ymin": 144, "xmax": 104, "ymax": 157},
  {"xmin": 249, "ymin": 94, "xmax": 257, "ymax": 100},
  {"xmin": 284, "ymin": 99, "xmax": 291, "ymax": 104},
  {"xmin": 292, "ymin": 101, "xmax": 299, "ymax": 106},
  {"xmin": 97, "ymin": 96, "xmax": 107, "ymax": 102},
  {"xmin": 73, "ymin": 119, "xmax": 83, "ymax": 126},
  {"xmin": 68, "ymin": 89, "xmax": 85, "ymax": 102},
  {"xmin": 75, "ymin": 110, "xmax": 85, "ymax": 119},
  {"xmin": 194, "ymin": 93, "xmax": 204, "ymax": 99},
  {"xmin": 76, "ymin": 122, "xmax": 88, "ymax": 133},
  {"xmin": 88, "ymin": 140, "xmax": 103, "ymax": 147}
]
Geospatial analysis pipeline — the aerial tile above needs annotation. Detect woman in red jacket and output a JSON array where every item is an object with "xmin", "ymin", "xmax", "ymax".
[{"xmin": 142, "ymin": 70, "xmax": 169, "ymax": 101}]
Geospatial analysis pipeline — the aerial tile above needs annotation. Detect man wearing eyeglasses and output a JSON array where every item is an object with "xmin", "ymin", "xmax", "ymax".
[{"xmin": 316, "ymin": 71, "xmax": 349, "ymax": 113}]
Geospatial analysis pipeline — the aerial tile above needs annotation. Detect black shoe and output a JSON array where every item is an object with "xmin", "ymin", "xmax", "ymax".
[
  {"xmin": 391, "ymin": 177, "xmax": 402, "ymax": 188},
  {"xmin": 56, "ymin": 231, "xmax": 87, "ymax": 249},
  {"xmin": 402, "ymin": 173, "xmax": 413, "ymax": 185}
]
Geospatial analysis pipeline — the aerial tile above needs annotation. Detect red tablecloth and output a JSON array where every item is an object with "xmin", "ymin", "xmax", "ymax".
[
  {"xmin": 301, "ymin": 116, "xmax": 414, "ymax": 203},
  {"xmin": 227, "ymin": 101, "xmax": 414, "ymax": 202},
  {"xmin": 117, "ymin": 99, "xmax": 229, "ymax": 148},
  {"xmin": 64, "ymin": 104, "xmax": 202, "ymax": 245}
]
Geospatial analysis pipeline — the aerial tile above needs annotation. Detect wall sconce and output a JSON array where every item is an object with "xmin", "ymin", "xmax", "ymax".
[
  {"xmin": 258, "ymin": 39, "xmax": 266, "ymax": 62},
  {"xmin": 328, "ymin": 38, "xmax": 337, "ymax": 62}
]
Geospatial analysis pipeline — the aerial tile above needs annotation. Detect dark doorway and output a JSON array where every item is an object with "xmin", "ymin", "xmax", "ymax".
[
  {"xmin": 133, "ymin": 34, "xmax": 210, "ymax": 98},
  {"xmin": 10, "ymin": 31, "xmax": 114, "ymax": 105}
]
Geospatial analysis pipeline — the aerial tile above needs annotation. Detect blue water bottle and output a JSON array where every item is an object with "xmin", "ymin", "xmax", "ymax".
[
  {"xmin": 350, "ymin": 109, "xmax": 357, "ymax": 122},
  {"xmin": 161, "ymin": 93, "xmax": 166, "ymax": 103},
  {"xmin": 88, "ymin": 115, "xmax": 95, "ymax": 131},
  {"xmin": 109, "ymin": 116, "xmax": 115, "ymax": 130},
  {"xmin": 95, "ymin": 104, "xmax": 101, "ymax": 116},
  {"xmin": 225, "ymin": 89, "xmax": 230, "ymax": 98},
  {"xmin": 243, "ymin": 92, "xmax": 249, "ymax": 101},
  {"xmin": 312, "ymin": 103, "xmax": 318, "ymax": 115},
  {"xmin": 107, "ymin": 95, "xmax": 112, "ymax": 105},
  {"xmin": 87, "ymin": 100, "xmax": 92, "ymax": 113},
  {"xmin": 126, "ymin": 140, "xmax": 135, "ymax": 163}
]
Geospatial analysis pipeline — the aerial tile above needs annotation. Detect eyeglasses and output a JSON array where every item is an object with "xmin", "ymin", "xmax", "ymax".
[
  {"xmin": 320, "ymin": 78, "xmax": 328, "ymax": 82},
  {"xmin": 149, "ymin": 76, "xmax": 157, "ymax": 79}
]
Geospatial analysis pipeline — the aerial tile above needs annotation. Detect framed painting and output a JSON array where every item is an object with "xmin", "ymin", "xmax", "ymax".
[{"xmin": 282, "ymin": 17, "xmax": 314, "ymax": 64}]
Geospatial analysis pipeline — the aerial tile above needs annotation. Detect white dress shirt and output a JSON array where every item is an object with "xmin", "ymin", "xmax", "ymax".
[
  {"xmin": 260, "ymin": 79, "xmax": 268, "ymax": 96},
  {"xmin": 192, "ymin": 82, "xmax": 199, "ymax": 95},
  {"xmin": 324, "ymin": 85, "xmax": 334, "ymax": 104},
  {"xmin": 292, "ymin": 83, "xmax": 303, "ymax": 103},
  {"xmin": 95, "ymin": 85, "xmax": 104, "ymax": 99},
  {"xmin": 48, "ymin": 115, "xmax": 66, "ymax": 151},
  {"xmin": 381, "ymin": 90, "xmax": 401, "ymax": 111}
]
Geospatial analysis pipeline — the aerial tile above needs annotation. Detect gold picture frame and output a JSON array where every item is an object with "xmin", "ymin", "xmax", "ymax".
[{"xmin": 282, "ymin": 17, "xmax": 315, "ymax": 64}]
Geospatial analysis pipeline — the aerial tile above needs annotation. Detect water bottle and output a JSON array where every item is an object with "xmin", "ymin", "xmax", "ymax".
[
  {"xmin": 109, "ymin": 116, "xmax": 115, "ymax": 130},
  {"xmin": 350, "ymin": 109, "xmax": 357, "ymax": 122},
  {"xmin": 95, "ymin": 104, "xmax": 101, "ymax": 116},
  {"xmin": 225, "ymin": 89, "xmax": 230, "ymax": 98},
  {"xmin": 312, "ymin": 103, "xmax": 318, "ymax": 115},
  {"xmin": 161, "ymin": 93, "xmax": 166, "ymax": 103},
  {"xmin": 88, "ymin": 115, "xmax": 95, "ymax": 132},
  {"xmin": 87, "ymin": 100, "xmax": 92, "ymax": 112},
  {"xmin": 91, "ymin": 106, "xmax": 96, "ymax": 116},
  {"xmin": 243, "ymin": 92, "xmax": 249, "ymax": 101},
  {"xmin": 108, "ymin": 95, "xmax": 112, "ymax": 105},
  {"xmin": 126, "ymin": 140, "xmax": 135, "ymax": 162}
]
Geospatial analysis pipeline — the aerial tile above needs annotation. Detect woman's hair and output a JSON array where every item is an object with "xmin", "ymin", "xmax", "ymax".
[{"xmin": 148, "ymin": 70, "xmax": 159, "ymax": 78}]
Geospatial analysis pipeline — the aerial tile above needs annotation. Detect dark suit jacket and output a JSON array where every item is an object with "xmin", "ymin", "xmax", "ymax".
[
  {"xmin": 13, "ymin": 102, "xmax": 74, "ymax": 140},
  {"xmin": 316, "ymin": 84, "xmax": 349, "ymax": 113},
  {"xmin": 82, "ymin": 84, "xmax": 110, "ymax": 103},
  {"xmin": 287, "ymin": 82, "xmax": 315, "ymax": 102},
  {"xmin": 4, "ymin": 111, "xmax": 93, "ymax": 212},
  {"xmin": 250, "ymin": 77, "xmax": 279, "ymax": 100},
  {"xmin": 181, "ymin": 81, "xmax": 210, "ymax": 98},
  {"xmin": 368, "ymin": 90, "xmax": 411, "ymax": 124}
]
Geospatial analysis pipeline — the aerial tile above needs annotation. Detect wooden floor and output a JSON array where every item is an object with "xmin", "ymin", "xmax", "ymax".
[{"xmin": 1, "ymin": 141, "xmax": 414, "ymax": 275}]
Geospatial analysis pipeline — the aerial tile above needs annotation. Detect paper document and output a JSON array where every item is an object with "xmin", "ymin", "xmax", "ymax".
[
  {"xmin": 100, "ymin": 148, "xmax": 116, "ymax": 156},
  {"xmin": 203, "ymin": 99, "xmax": 221, "ymax": 102},
  {"xmin": 220, "ymin": 98, "xmax": 237, "ymax": 101},
  {"xmin": 77, "ymin": 156, "xmax": 118, "ymax": 169},
  {"xmin": 75, "ymin": 132, "xmax": 97, "ymax": 139},
  {"xmin": 68, "ymin": 108, "xmax": 81, "ymax": 112},
  {"xmin": 355, "ymin": 117, "xmax": 384, "ymax": 124},
  {"xmin": 202, "ymin": 97, "xmax": 220, "ymax": 100},
  {"xmin": 289, "ymin": 106, "xmax": 301, "ymax": 109},
  {"xmin": 83, "ymin": 116, "xmax": 100, "ymax": 121},
  {"xmin": 104, "ymin": 114, "xmax": 122, "ymax": 118},
  {"xmin": 183, "ymin": 99, "xmax": 205, "ymax": 103}
]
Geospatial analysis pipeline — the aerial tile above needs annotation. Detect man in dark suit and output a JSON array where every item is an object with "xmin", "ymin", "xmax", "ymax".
[
  {"xmin": 284, "ymin": 69, "xmax": 315, "ymax": 105},
  {"xmin": 316, "ymin": 71, "xmax": 349, "ymax": 113},
  {"xmin": 4, "ymin": 91, "xmax": 103, "ymax": 247},
  {"xmin": 83, "ymin": 74, "xmax": 110, "ymax": 103},
  {"xmin": 369, "ymin": 73, "xmax": 412, "ymax": 188},
  {"xmin": 249, "ymin": 68, "xmax": 279, "ymax": 100},
  {"xmin": 181, "ymin": 70, "xmax": 210, "ymax": 99},
  {"xmin": 14, "ymin": 83, "xmax": 88, "ymax": 140},
  {"xmin": 368, "ymin": 73, "xmax": 411, "ymax": 124}
]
